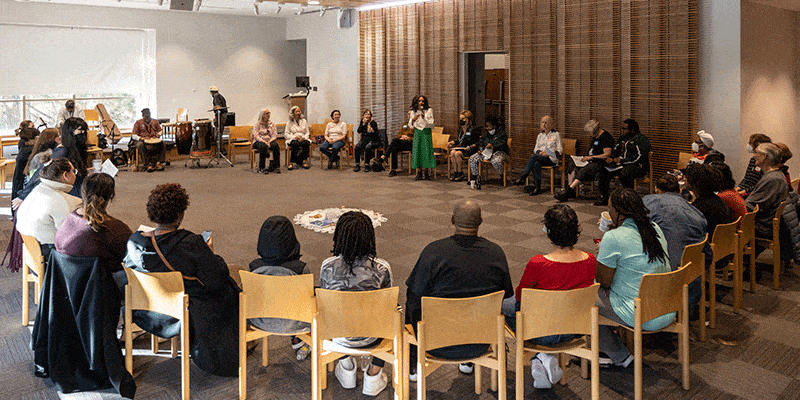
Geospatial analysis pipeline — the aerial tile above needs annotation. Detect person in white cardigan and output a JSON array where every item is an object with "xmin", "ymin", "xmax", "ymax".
[
  {"xmin": 514, "ymin": 115, "xmax": 562, "ymax": 195},
  {"xmin": 16, "ymin": 158, "xmax": 82, "ymax": 260},
  {"xmin": 319, "ymin": 110, "xmax": 348, "ymax": 169},
  {"xmin": 285, "ymin": 106, "xmax": 312, "ymax": 170}
]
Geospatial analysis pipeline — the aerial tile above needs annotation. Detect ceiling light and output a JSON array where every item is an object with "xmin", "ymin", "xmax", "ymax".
[
  {"xmin": 308, "ymin": 0, "xmax": 319, "ymax": 4},
  {"xmin": 320, "ymin": 8, "xmax": 326, "ymax": 17},
  {"xmin": 359, "ymin": 0, "xmax": 429, "ymax": 11},
  {"xmin": 253, "ymin": 3, "xmax": 259, "ymax": 15},
  {"xmin": 275, "ymin": 5, "xmax": 282, "ymax": 14},
  {"xmin": 194, "ymin": 0, "xmax": 201, "ymax": 11},
  {"xmin": 296, "ymin": 6, "xmax": 304, "ymax": 15},
  {"xmin": 158, "ymin": 0, "xmax": 163, "ymax": 5}
]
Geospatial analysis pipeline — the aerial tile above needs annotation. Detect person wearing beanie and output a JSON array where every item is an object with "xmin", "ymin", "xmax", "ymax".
[{"xmin": 691, "ymin": 130, "xmax": 725, "ymax": 164}]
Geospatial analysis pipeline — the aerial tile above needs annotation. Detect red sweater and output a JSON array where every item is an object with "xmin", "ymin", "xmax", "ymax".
[
  {"xmin": 515, "ymin": 253, "xmax": 597, "ymax": 300},
  {"xmin": 718, "ymin": 189, "xmax": 747, "ymax": 221}
]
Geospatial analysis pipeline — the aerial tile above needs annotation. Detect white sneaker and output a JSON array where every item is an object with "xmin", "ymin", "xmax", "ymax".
[
  {"xmin": 530, "ymin": 358, "xmax": 551, "ymax": 389},
  {"xmin": 408, "ymin": 371, "xmax": 417, "ymax": 382},
  {"xmin": 334, "ymin": 358, "xmax": 357, "ymax": 389},
  {"xmin": 537, "ymin": 353, "xmax": 563, "ymax": 385},
  {"xmin": 458, "ymin": 363, "xmax": 474, "ymax": 374},
  {"xmin": 362, "ymin": 371, "xmax": 389, "ymax": 396},
  {"xmin": 295, "ymin": 344, "xmax": 310, "ymax": 361}
]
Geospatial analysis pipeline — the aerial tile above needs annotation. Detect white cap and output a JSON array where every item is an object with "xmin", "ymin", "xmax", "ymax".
[{"xmin": 697, "ymin": 130, "xmax": 714, "ymax": 148}]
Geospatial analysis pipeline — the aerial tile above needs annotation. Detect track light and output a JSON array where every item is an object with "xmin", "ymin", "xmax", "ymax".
[
  {"xmin": 296, "ymin": 7, "xmax": 304, "ymax": 15},
  {"xmin": 194, "ymin": 0, "xmax": 201, "ymax": 11},
  {"xmin": 158, "ymin": 0, "xmax": 163, "ymax": 5},
  {"xmin": 320, "ymin": 8, "xmax": 326, "ymax": 17},
  {"xmin": 253, "ymin": 3, "xmax": 259, "ymax": 15},
  {"xmin": 275, "ymin": 5, "xmax": 282, "ymax": 14}
]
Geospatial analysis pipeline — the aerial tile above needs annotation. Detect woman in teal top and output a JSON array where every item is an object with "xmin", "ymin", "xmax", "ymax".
[{"xmin": 596, "ymin": 188, "xmax": 675, "ymax": 367}]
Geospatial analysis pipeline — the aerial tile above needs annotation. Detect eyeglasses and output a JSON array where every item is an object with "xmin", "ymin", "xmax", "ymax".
[{"xmin": 73, "ymin": 169, "xmax": 78, "ymax": 175}]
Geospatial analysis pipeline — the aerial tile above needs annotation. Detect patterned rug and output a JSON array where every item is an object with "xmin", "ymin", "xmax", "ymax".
[{"xmin": 294, "ymin": 208, "xmax": 387, "ymax": 234}]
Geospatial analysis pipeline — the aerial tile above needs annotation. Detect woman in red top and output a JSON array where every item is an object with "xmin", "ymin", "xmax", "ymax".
[
  {"xmin": 502, "ymin": 204, "xmax": 596, "ymax": 389},
  {"xmin": 709, "ymin": 161, "xmax": 748, "ymax": 221}
]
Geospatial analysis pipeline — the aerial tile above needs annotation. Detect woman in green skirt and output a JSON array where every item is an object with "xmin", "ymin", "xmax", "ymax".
[{"xmin": 409, "ymin": 95, "xmax": 435, "ymax": 180}]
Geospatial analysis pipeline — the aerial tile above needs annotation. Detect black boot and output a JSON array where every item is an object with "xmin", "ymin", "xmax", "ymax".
[
  {"xmin": 528, "ymin": 180, "xmax": 542, "ymax": 196},
  {"xmin": 554, "ymin": 187, "xmax": 576, "ymax": 202},
  {"xmin": 415, "ymin": 171, "xmax": 423, "ymax": 180},
  {"xmin": 424, "ymin": 170, "xmax": 432, "ymax": 180},
  {"xmin": 513, "ymin": 174, "xmax": 527, "ymax": 186}
]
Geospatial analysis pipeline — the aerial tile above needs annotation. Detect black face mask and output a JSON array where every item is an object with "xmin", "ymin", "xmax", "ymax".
[{"xmin": 459, "ymin": 120, "xmax": 466, "ymax": 126}]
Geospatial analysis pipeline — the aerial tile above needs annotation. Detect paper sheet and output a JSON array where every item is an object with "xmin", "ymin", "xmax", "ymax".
[
  {"xmin": 100, "ymin": 159, "xmax": 118, "ymax": 177},
  {"xmin": 571, "ymin": 155, "xmax": 588, "ymax": 168}
]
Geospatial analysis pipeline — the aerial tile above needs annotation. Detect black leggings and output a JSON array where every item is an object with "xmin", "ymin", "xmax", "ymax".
[
  {"xmin": 252, "ymin": 141, "xmax": 280, "ymax": 169},
  {"xmin": 386, "ymin": 138, "xmax": 412, "ymax": 170}
]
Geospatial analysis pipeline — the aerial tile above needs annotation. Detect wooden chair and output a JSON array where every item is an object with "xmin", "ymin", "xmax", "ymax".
[
  {"xmin": 319, "ymin": 125, "xmax": 353, "ymax": 169},
  {"xmin": 676, "ymin": 151, "xmax": 693, "ymax": 170},
  {"xmin": 226, "ymin": 126, "xmax": 253, "ymax": 166},
  {"xmin": 708, "ymin": 217, "xmax": 741, "ymax": 328},
  {"xmin": 430, "ymin": 127, "xmax": 448, "ymax": 179},
  {"xmin": 792, "ymin": 178, "xmax": 800, "ymax": 193},
  {"xmin": 469, "ymin": 138, "xmax": 514, "ymax": 187},
  {"xmin": 0, "ymin": 159, "xmax": 16, "ymax": 189},
  {"xmin": 756, "ymin": 201, "xmax": 788, "ymax": 290},
  {"xmin": 124, "ymin": 268, "xmax": 190, "ymax": 400},
  {"xmin": 238, "ymin": 271, "xmax": 315, "ymax": 399},
  {"xmin": 20, "ymin": 234, "xmax": 44, "ymax": 326},
  {"xmin": 542, "ymin": 138, "xmax": 577, "ymax": 194},
  {"xmin": 311, "ymin": 287, "xmax": 403, "ymax": 400},
  {"xmin": 404, "ymin": 291, "xmax": 506, "ymax": 400},
  {"xmin": 635, "ymin": 151, "xmax": 655, "ymax": 194},
  {"xmin": 738, "ymin": 205, "xmax": 758, "ymax": 296},
  {"xmin": 512, "ymin": 284, "xmax": 600, "ymax": 400},
  {"xmin": 391, "ymin": 125, "xmax": 415, "ymax": 175},
  {"xmin": 599, "ymin": 263, "xmax": 693, "ymax": 400},
  {"xmin": 680, "ymin": 234, "xmax": 708, "ymax": 341}
]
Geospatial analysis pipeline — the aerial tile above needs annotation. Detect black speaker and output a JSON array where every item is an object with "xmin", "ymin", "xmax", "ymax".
[
  {"xmin": 225, "ymin": 112, "xmax": 235, "ymax": 127},
  {"xmin": 170, "ymin": 0, "xmax": 193, "ymax": 11}
]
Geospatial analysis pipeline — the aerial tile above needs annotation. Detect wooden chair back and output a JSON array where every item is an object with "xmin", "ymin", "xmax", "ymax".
[
  {"xmin": 738, "ymin": 206, "xmax": 757, "ymax": 250},
  {"xmin": 562, "ymin": 138, "xmax": 577, "ymax": 157},
  {"xmin": 680, "ymin": 234, "xmax": 708, "ymax": 281},
  {"xmin": 420, "ymin": 291, "xmax": 504, "ymax": 350},
  {"xmin": 772, "ymin": 201, "xmax": 787, "ymax": 239},
  {"xmin": 638, "ymin": 263, "xmax": 692, "ymax": 323},
  {"xmin": 20, "ymin": 234, "xmax": 45, "ymax": 278},
  {"xmin": 792, "ymin": 178, "xmax": 800, "ymax": 193},
  {"xmin": 432, "ymin": 128, "xmax": 450, "ymax": 150},
  {"xmin": 314, "ymin": 287, "xmax": 399, "ymax": 341},
  {"xmin": 346, "ymin": 124, "xmax": 354, "ymax": 143},
  {"xmin": 676, "ymin": 152, "xmax": 693, "ymax": 170},
  {"xmin": 83, "ymin": 109, "xmax": 100, "ymax": 124},
  {"xmin": 229, "ymin": 126, "xmax": 252, "ymax": 142},
  {"xmin": 711, "ymin": 217, "xmax": 741, "ymax": 263},
  {"xmin": 310, "ymin": 123, "xmax": 326, "ymax": 138},
  {"xmin": 240, "ymin": 271, "xmax": 315, "ymax": 323},
  {"xmin": 124, "ymin": 268, "xmax": 186, "ymax": 320},
  {"xmin": 518, "ymin": 284, "xmax": 599, "ymax": 340},
  {"xmin": 176, "ymin": 108, "xmax": 188, "ymax": 122}
]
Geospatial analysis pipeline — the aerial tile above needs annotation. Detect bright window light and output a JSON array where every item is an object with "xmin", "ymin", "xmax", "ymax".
[{"xmin": 359, "ymin": 0, "xmax": 430, "ymax": 11}]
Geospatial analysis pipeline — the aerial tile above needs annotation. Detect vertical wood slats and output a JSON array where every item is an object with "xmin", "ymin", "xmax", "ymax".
[{"xmin": 359, "ymin": 0, "xmax": 698, "ymax": 175}]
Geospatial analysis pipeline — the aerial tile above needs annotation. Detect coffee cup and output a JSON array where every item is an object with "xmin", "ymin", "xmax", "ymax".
[
  {"xmin": 92, "ymin": 159, "xmax": 102, "ymax": 172},
  {"xmin": 599, "ymin": 211, "xmax": 612, "ymax": 232}
]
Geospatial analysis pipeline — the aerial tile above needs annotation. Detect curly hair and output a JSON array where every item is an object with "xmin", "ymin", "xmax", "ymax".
[
  {"xmin": 609, "ymin": 188, "xmax": 667, "ymax": 264},
  {"xmin": 409, "ymin": 95, "xmax": 429, "ymax": 111},
  {"xmin": 81, "ymin": 173, "xmax": 115, "ymax": 232},
  {"xmin": 544, "ymin": 204, "xmax": 580, "ymax": 248},
  {"xmin": 655, "ymin": 173, "xmax": 680, "ymax": 193},
  {"xmin": 146, "ymin": 183, "xmax": 190, "ymax": 225},
  {"xmin": 685, "ymin": 163, "xmax": 722, "ymax": 195},
  {"xmin": 707, "ymin": 161, "xmax": 736, "ymax": 191},
  {"xmin": 332, "ymin": 211, "xmax": 376, "ymax": 270},
  {"xmin": 775, "ymin": 143, "xmax": 793, "ymax": 165}
]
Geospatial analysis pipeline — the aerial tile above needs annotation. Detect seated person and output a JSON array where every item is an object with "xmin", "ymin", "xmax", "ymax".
[
  {"xmin": 502, "ymin": 204, "xmax": 596, "ymax": 389},
  {"xmin": 448, "ymin": 110, "xmax": 480, "ymax": 182},
  {"xmin": 736, "ymin": 133, "xmax": 772, "ymax": 196},
  {"xmin": 320, "ymin": 110, "xmax": 347, "ymax": 169},
  {"xmin": 320, "ymin": 211, "xmax": 392, "ymax": 396},
  {"xmin": 555, "ymin": 119, "xmax": 614, "ymax": 202},
  {"xmin": 746, "ymin": 143, "xmax": 789, "ymax": 244},
  {"xmin": 596, "ymin": 188, "xmax": 674, "ymax": 367},
  {"xmin": 514, "ymin": 115, "xmax": 562, "ymax": 195},
  {"xmin": 381, "ymin": 124, "xmax": 414, "ymax": 177},
  {"xmin": 685, "ymin": 163, "xmax": 734, "ymax": 242},
  {"xmin": 124, "ymin": 183, "xmax": 239, "ymax": 377},
  {"xmin": 248, "ymin": 215, "xmax": 311, "ymax": 360},
  {"xmin": 776, "ymin": 143, "xmax": 793, "ymax": 191},
  {"xmin": 406, "ymin": 200, "xmax": 514, "ymax": 378},
  {"xmin": 16, "ymin": 158, "xmax": 81, "ymax": 260},
  {"xmin": 598, "ymin": 119, "xmax": 651, "ymax": 206},
  {"xmin": 285, "ymin": 106, "xmax": 311, "ymax": 170},
  {"xmin": 353, "ymin": 109, "xmax": 381, "ymax": 172},
  {"xmin": 130, "ymin": 108, "xmax": 164, "ymax": 172},
  {"xmin": 54, "ymin": 117, "xmax": 89, "ymax": 197},
  {"xmin": 55, "ymin": 99, "xmax": 85, "ymax": 127},
  {"xmin": 251, "ymin": 108, "xmax": 281, "ymax": 174},
  {"xmin": 690, "ymin": 130, "xmax": 725, "ymax": 164},
  {"xmin": 12, "ymin": 126, "xmax": 38, "ymax": 202},
  {"xmin": 55, "ymin": 173, "xmax": 132, "ymax": 290},
  {"xmin": 708, "ymin": 161, "xmax": 747, "ymax": 220},
  {"xmin": 643, "ymin": 174, "xmax": 707, "ymax": 271},
  {"xmin": 467, "ymin": 115, "xmax": 510, "ymax": 190}
]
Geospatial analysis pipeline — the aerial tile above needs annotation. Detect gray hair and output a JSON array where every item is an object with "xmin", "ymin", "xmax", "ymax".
[
  {"xmin": 758, "ymin": 142, "xmax": 781, "ymax": 166},
  {"xmin": 27, "ymin": 149, "xmax": 53, "ymax": 174},
  {"xmin": 584, "ymin": 119, "xmax": 599, "ymax": 133}
]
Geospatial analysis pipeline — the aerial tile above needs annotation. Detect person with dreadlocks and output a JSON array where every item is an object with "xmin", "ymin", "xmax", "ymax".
[
  {"xmin": 320, "ymin": 211, "xmax": 393, "ymax": 397},
  {"xmin": 595, "ymin": 188, "xmax": 675, "ymax": 368}
]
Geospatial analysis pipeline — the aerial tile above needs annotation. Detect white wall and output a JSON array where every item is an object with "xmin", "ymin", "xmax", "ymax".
[
  {"xmin": 741, "ymin": 0, "xmax": 800, "ymax": 176},
  {"xmin": 698, "ymin": 0, "xmax": 742, "ymax": 178},
  {"xmin": 0, "ymin": 0, "xmax": 305, "ymax": 126},
  {"xmin": 286, "ymin": 11, "xmax": 359, "ymax": 129}
]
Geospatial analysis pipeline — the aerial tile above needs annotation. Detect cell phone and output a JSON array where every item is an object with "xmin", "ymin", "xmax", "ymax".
[{"xmin": 202, "ymin": 231, "xmax": 212, "ymax": 242}]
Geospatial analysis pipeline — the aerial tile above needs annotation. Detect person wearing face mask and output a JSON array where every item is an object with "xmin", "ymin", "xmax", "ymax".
[
  {"xmin": 467, "ymin": 115, "xmax": 509, "ymax": 189},
  {"xmin": 746, "ymin": 143, "xmax": 789, "ymax": 242},
  {"xmin": 448, "ymin": 110, "xmax": 480, "ymax": 181},
  {"xmin": 514, "ymin": 115, "xmax": 562, "ymax": 195},
  {"xmin": 353, "ymin": 109, "xmax": 381, "ymax": 172},
  {"xmin": 736, "ymin": 133, "xmax": 772, "ymax": 196},
  {"xmin": 689, "ymin": 130, "xmax": 725, "ymax": 164},
  {"xmin": 597, "ymin": 119, "xmax": 651, "ymax": 206}
]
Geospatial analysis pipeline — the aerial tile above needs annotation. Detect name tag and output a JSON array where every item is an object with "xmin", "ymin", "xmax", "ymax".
[{"xmin": 593, "ymin": 141, "xmax": 599, "ymax": 146}]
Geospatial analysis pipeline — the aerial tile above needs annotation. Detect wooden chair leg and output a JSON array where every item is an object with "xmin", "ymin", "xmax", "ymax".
[
  {"xmin": 151, "ymin": 334, "xmax": 159, "ymax": 354},
  {"xmin": 558, "ymin": 353, "xmax": 567, "ymax": 384},
  {"xmin": 634, "ymin": 323, "xmax": 643, "ymax": 400},
  {"xmin": 262, "ymin": 337, "xmax": 268, "ymax": 366},
  {"xmin": 474, "ymin": 363, "xmax": 482, "ymax": 394},
  {"xmin": 171, "ymin": 337, "xmax": 178, "ymax": 358},
  {"xmin": 734, "ymin": 251, "xmax": 743, "ymax": 313},
  {"xmin": 700, "ymin": 270, "xmax": 707, "ymax": 341},
  {"xmin": 773, "ymin": 244, "xmax": 781, "ymax": 290},
  {"xmin": 708, "ymin": 268, "xmax": 716, "ymax": 329},
  {"xmin": 22, "ymin": 270, "xmax": 29, "ymax": 326}
]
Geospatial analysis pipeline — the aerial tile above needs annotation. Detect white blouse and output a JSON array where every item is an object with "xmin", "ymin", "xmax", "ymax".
[
  {"xmin": 533, "ymin": 130, "xmax": 563, "ymax": 163},
  {"xmin": 408, "ymin": 108, "xmax": 434, "ymax": 131},
  {"xmin": 325, "ymin": 121, "xmax": 347, "ymax": 141},
  {"xmin": 285, "ymin": 118, "xmax": 310, "ymax": 143}
]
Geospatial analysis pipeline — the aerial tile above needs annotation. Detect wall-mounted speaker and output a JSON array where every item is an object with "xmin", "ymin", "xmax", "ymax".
[
  {"xmin": 338, "ymin": 9, "xmax": 353, "ymax": 29},
  {"xmin": 170, "ymin": 0, "xmax": 193, "ymax": 11}
]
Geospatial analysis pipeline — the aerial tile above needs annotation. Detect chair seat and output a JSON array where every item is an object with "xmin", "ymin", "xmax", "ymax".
[
  {"xmin": 523, "ymin": 337, "xmax": 588, "ymax": 353},
  {"xmin": 321, "ymin": 338, "xmax": 394, "ymax": 356},
  {"xmin": 424, "ymin": 350, "xmax": 495, "ymax": 365},
  {"xmin": 245, "ymin": 327, "xmax": 310, "ymax": 341}
]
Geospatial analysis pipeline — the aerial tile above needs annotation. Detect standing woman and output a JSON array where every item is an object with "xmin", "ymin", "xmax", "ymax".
[
  {"xmin": 320, "ymin": 110, "xmax": 347, "ymax": 169},
  {"xmin": 251, "ymin": 108, "xmax": 281, "ymax": 174},
  {"xmin": 448, "ymin": 110, "xmax": 480, "ymax": 182},
  {"xmin": 353, "ymin": 109, "xmax": 381, "ymax": 172},
  {"xmin": 285, "ymin": 106, "xmax": 312, "ymax": 170},
  {"xmin": 409, "ymin": 95, "xmax": 435, "ymax": 180}
]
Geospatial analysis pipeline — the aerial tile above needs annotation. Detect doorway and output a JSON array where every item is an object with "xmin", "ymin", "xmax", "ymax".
[{"xmin": 461, "ymin": 52, "xmax": 508, "ymax": 128}]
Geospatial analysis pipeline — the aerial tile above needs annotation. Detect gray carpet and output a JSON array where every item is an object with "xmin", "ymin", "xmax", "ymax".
[{"xmin": 2, "ymin": 157, "xmax": 800, "ymax": 399}]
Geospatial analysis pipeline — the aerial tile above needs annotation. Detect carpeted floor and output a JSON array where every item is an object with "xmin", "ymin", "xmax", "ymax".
[{"xmin": 2, "ymin": 157, "xmax": 800, "ymax": 399}]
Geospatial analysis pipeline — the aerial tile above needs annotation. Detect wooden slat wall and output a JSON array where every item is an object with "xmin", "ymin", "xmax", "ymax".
[
  {"xmin": 359, "ymin": 9, "xmax": 386, "ymax": 133},
  {"xmin": 420, "ymin": 0, "xmax": 460, "ymax": 137},
  {"xmin": 359, "ymin": 0, "xmax": 698, "ymax": 173}
]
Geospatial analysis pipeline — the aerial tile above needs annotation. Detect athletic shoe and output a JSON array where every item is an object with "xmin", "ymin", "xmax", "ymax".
[
  {"xmin": 291, "ymin": 336, "xmax": 304, "ymax": 349},
  {"xmin": 530, "ymin": 358, "xmax": 551, "ymax": 389},
  {"xmin": 537, "ymin": 353, "xmax": 563, "ymax": 385},
  {"xmin": 302, "ymin": 161, "xmax": 310, "ymax": 169},
  {"xmin": 334, "ymin": 358, "xmax": 357, "ymax": 389},
  {"xmin": 295, "ymin": 344, "xmax": 311, "ymax": 361},
  {"xmin": 362, "ymin": 370, "xmax": 389, "ymax": 396},
  {"xmin": 354, "ymin": 164, "xmax": 361, "ymax": 172},
  {"xmin": 388, "ymin": 170, "xmax": 397, "ymax": 177},
  {"xmin": 458, "ymin": 363, "xmax": 474, "ymax": 374},
  {"xmin": 364, "ymin": 165, "xmax": 371, "ymax": 172}
]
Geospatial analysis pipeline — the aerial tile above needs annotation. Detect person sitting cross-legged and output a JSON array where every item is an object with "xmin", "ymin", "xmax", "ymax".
[
  {"xmin": 467, "ymin": 115, "xmax": 509, "ymax": 190},
  {"xmin": 555, "ymin": 119, "xmax": 614, "ymax": 202}
]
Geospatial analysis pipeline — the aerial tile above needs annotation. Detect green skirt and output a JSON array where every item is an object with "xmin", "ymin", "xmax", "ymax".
[{"xmin": 411, "ymin": 128, "xmax": 434, "ymax": 169}]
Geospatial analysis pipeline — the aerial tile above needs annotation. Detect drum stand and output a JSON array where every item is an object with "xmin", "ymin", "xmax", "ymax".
[{"xmin": 212, "ymin": 109, "xmax": 234, "ymax": 167}]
